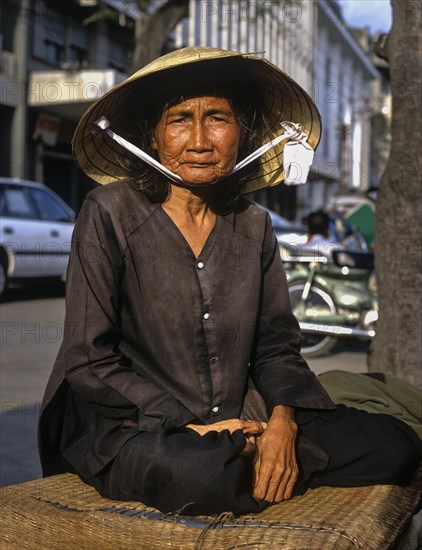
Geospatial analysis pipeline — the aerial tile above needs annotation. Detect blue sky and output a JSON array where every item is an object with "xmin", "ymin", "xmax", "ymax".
[{"xmin": 338, "ymin": 0, "xmax": 392, "ymax": 34}]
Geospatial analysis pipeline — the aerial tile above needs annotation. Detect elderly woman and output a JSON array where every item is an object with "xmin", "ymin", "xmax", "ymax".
[{"xmin": 39, "ymin": 47, "xmax": 421, "ymax": 516}]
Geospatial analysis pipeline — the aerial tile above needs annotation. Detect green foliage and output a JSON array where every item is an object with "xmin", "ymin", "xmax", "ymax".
[
  {"xmin": 82, "ymin": 0, "xmax": 157, "ymax": 25},
  {"xmin": 83, "ymin": 8, "xmax": 116, "ymax": 26}
]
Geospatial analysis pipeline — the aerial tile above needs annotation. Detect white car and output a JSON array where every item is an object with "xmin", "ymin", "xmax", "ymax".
[
  {"xmin": 0, "ymin": 178, "xmax": 75, "ymax": 298},
  {"xmin": 256, "ymin": 204, "xmax": 307, "ymax": 246}
]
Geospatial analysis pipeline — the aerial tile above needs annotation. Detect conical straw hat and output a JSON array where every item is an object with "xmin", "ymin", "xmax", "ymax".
[{"xmin": 72, "ymin": 46, "xmax": 321, "ymax": 193}]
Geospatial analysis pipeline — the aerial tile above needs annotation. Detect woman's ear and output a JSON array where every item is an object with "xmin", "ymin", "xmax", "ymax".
[{"xmin": 151, "ymin": 135, "xmax": 158, "ymax": 151}]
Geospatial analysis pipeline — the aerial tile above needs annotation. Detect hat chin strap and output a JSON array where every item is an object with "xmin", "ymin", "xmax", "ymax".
[{"xmin": 93, "ymin": 117, "xmax": 310, "ymax": 188}]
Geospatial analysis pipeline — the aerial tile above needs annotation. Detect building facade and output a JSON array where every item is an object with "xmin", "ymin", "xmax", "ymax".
[
  {"xmin": 0, "ymin": 0, "xmax": 380, "ymax": 218},
  {"xmin": 1, "ymin": 0, "xmax": 134, "ymax": 210},
  {"xmin": 295, "ymin": 0, "xmax": 380, "ymax": 218},
  {"xmin": 173, "ymin": 0, "xmax": 315, "ymax": 91}
]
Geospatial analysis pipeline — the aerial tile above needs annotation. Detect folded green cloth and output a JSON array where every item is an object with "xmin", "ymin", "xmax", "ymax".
[{"xmin": 318, "ymin": 370, "xmax": 422, "ymax": 439}]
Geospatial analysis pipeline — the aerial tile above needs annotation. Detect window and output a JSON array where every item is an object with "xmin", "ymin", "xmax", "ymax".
[
  {"xmin": 108, "ymin": 40, "xmax": 127, "ymax": 73},
  {"xmin": 69, "ymin": 44, "xmax": 88, "ymax": 66},
  {"xmin": 44, "ymin": 39, "xmax": 64, "ymax": 65},
  {"xmin": 325, "ymin": 57, "xmax": 331, "ymax": 84},
  {"xmin": 323, "ymin": 127, "xmax": 330, "ymax": 158},
  {"xmin": 29, "ymin": 188, "xmax": 72, "ymax": 222}
]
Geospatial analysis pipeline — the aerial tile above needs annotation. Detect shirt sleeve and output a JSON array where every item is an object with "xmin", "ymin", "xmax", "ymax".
[
  {"xmin": 250, "ymin": 214, "xmax": 335, "ymax": 415},
  {"xmin": 62, "ymin": 195, "xmax": 196, "ymax": 432}
]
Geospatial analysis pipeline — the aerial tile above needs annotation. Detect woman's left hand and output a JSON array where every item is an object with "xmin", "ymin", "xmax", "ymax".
[
  {"xmin": 252, "ymin": 405, "xmax": 298, "ymax": 502},
  {"xmin": 185, "ymin": 419, "xmax": 266, "ymax": 437},
  {"xmin": 185, "ymin": 419, "xmax": 267, "ymax": 457}
]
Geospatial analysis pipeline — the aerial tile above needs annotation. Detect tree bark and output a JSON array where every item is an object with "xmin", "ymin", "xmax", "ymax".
[
  {"xmin": 368, "ymin": 0, "xmax": 422, "ymax": 387},
  {"xmin": 132, "ymin": 0, "xmax": 189, "ymax": 71}
]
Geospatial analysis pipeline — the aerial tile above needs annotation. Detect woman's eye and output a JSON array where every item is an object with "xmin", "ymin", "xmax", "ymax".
[
  {"xmin": 209, "ymin": 116, "xmax": 225, "ymax": 123},
  {"xmin": 166, "ymin": 115, "xmax": 189, "ymax": 124}
]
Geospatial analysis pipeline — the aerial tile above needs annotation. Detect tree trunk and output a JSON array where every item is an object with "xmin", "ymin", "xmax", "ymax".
[
  {"xmin": 368, "ymin": 0, "xmax": 422, "ymax": 387},
  {"xmin": 132, "ymin": 0, "xmax": 189, "ymax": 71}
]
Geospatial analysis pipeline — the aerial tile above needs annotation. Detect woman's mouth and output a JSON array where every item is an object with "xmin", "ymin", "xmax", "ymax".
[{"xmin": 184, "ymin": 162, "xmax": 215, "ymax": 167}]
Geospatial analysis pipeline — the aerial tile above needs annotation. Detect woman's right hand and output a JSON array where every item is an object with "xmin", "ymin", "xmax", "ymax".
[{"xmin": 185, "ymin": 419, "xmax": 267, "ymax": 456}]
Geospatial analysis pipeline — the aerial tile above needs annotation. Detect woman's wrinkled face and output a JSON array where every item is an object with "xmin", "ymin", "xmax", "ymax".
[{"xmin": 151, "ymin": 96, "xmax": 242, "ymax": 184}]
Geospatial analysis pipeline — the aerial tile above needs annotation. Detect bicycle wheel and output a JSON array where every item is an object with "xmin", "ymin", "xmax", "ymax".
[{"xmin": 288, "ymin": 282, "xmax": 337, "ymax": 357}]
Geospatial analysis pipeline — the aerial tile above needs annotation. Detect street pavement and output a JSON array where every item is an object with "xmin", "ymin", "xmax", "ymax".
[
  {"xmin": 0, "ymin": 283, "xmax": 65, "ymax": 488},
  {"xmin": 0, "ymin": 284, "xmax": 368, "ymax": 488}
]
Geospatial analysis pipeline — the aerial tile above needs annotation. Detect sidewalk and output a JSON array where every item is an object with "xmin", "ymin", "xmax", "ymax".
[
  {"xmin": 1, "ymin": 295, "xmax": 64, "ymax": 487},
  {"xmin": 308, "ymin": 339, "xmax": 369, "ymax": 376}
]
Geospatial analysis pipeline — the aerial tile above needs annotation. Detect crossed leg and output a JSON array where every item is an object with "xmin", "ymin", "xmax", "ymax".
[{"xmin": 77, "ymin": 405, "xmax": 421, "ymax": 516}]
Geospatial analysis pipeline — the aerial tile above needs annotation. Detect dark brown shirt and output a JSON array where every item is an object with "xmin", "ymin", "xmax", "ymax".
[{"xmin": 39, "ymin": 181, "xmax": 334, "ymax": 475}]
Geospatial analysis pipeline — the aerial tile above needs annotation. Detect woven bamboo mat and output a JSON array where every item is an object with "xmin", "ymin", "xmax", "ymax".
[{"xmin": 1, "ymin": 465, "xmax": 421, "ymax": 549}]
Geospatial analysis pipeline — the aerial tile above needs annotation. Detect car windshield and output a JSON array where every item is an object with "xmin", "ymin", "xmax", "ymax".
[{"xmin": 30, "ymin": 187, "xmax": 73, "ymax": 222}]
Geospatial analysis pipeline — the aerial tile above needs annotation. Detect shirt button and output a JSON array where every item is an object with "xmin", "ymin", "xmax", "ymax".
[
  {"xmin": 203, "ymin": 312, "xmax": 210, "ymax": 320},
  {"xmin": 212, "ymin": 406, "xmax": 219, "ymax": 413},
  {"xmin": 197, "ymin": 261, "xmax": 204, "ymax": 269}
]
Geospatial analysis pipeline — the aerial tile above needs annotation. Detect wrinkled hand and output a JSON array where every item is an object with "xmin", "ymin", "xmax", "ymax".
[
  {"xmin": 185, "ymin": 419, "xmax": 267, "ymax": 456},
  {"xmin": 252, "ymin": 405, "xmax": 298, "ymax": 503}
]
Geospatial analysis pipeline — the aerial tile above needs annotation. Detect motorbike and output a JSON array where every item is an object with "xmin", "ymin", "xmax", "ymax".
[{"xmin": 280, "ymin": 243, "xmax": 378, "ymax": 357}]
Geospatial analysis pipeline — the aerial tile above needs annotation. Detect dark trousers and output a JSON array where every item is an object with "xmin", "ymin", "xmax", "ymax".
[{"xmin": 76, "ymin": 405, "xmax": 422, "ymax": 516}]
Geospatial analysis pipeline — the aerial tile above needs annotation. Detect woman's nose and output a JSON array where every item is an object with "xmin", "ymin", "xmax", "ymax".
[{"xmin": 187, "ymin": 121, "xmax": 212, "ymax": 151}]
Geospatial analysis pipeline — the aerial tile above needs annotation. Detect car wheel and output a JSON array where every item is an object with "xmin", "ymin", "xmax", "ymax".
[
  {"xmin": 288, "ymin": 282, "xmax": 337, "ymax": 357},
  {"xmin": 0, "ymin": 258, "xmax": 8, "ymax": 300}
]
